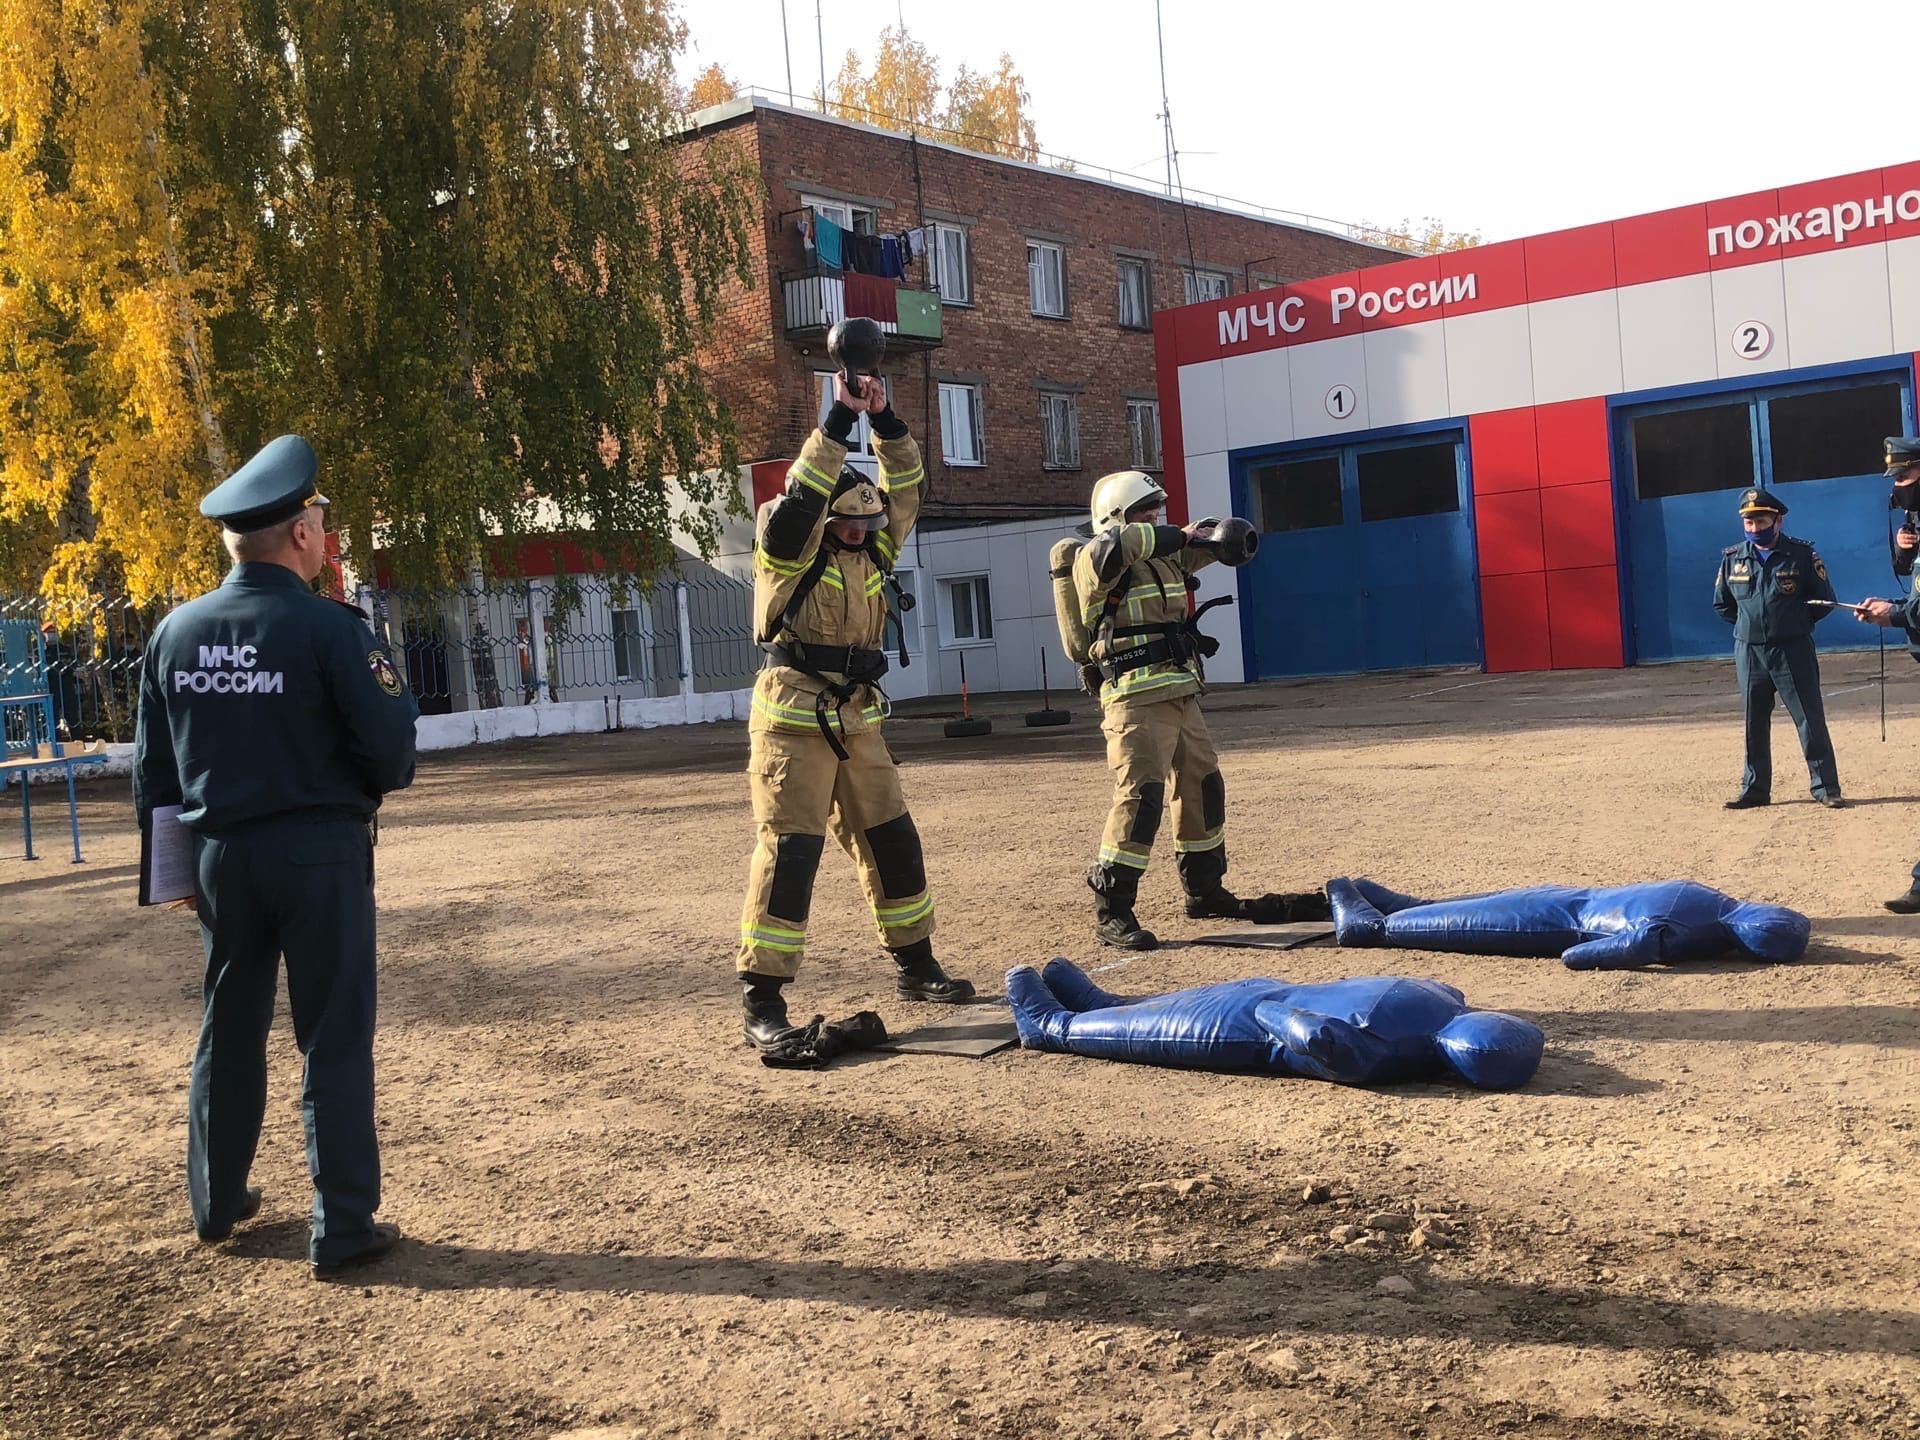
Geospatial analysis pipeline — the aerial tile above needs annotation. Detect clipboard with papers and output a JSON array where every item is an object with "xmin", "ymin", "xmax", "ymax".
[{"xmin": 138, "ymin": 804, "xmax": 197, "ymax": 907}]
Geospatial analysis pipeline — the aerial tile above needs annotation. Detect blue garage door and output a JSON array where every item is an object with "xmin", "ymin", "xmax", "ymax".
[
  {"xmin": 1232, "ymin": 430, "xmax": 1482, "ymax": 677},
  {"xmin": 1621, "ymin": 368, "xmax": 1916, "ymax": 662}
]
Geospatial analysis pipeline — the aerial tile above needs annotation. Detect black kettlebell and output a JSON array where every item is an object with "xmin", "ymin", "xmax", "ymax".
[
  {"xmin": 827, "ymin": 316, "xmax": 886, "ymax": 390},
  {"xmin": 1191, "ymin": 516, "xmax": 1260, "ymax": 566}
]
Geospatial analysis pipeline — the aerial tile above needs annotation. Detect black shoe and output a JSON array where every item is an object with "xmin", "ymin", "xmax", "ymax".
[
  {"xmin": 740, "ymin": 974, "xmax": 799, "ymax": 1051},
  {"xmin": 1184, "ymin": 888, "xmax": 1244, "ymax": 921},
  {"xmin": 1884, "ymin": 886, "xmax": 1920, "ymax": 915},
  {"xmin": 1723, "ymin": 794, "xmax": 1769, "ymax": 809},
  {"xmin": 1096, "ymin": 913, "xmax": 1159, "ymax": 950},
  {"xmin": 196, "ymin": 1187, "xmax": 263, "ymax": 1244},
  {"xmin": 1817, "ymin": 794, "xmax": 1849, "ymax": 809},
  {"xmin": 310, "ymin": 1223, "xmax": 401, "ymax": 1282},
  {"xmin": 890, "ymin": 939, "xmax": 977, "ymax": 1003}
]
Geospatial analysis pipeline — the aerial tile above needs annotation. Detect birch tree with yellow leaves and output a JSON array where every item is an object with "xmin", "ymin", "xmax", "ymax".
[{"xmin": 0, "ymin": 0, "xmax": 757, "ymax": 602}]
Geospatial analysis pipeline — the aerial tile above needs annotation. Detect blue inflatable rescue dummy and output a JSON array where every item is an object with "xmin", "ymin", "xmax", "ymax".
[
  {"xmin": 1326, "ymin": 877, "xmax": 1810, "ymax": 969},
  {"xmin": 1006, "ymin": 958, "xmax": 1543, "ymax": 1090}
]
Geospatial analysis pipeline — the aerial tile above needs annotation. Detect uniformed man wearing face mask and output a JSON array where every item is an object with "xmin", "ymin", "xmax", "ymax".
[
  {"xmin": 1849, "ymin": 438, "xmax": 1920, "ymax": 910},
  {"xmin": 1710, "ymin": 486, "xmax": 1845, "ymax": 810}
]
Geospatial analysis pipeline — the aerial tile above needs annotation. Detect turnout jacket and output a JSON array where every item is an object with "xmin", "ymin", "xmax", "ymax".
[
  {"xmin": 1711, "ymin": 534, "xmax": 1835, "ymax": 645},
  {"xmin": 751, "ymin": 409, "xmax": 924, "ymax": 737},
  {"xmin": 1072, "ymin": 520, "xmax": 1217, "ymax": 707}
]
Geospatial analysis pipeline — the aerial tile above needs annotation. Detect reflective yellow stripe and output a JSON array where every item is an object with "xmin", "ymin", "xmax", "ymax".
[
  {"xmin": 794, "ymin": 459, "xmax": 837, "ymax": 496},
  {"xmin": 1098, "ymin": 845, "xmax": 1150, "ymax": 869},
  {"xmin": 1100, "ymin": 667, "xmax": 1197, "ymax": 704},
  {"xmin": 759, "ymin": 549, "xmax": 813, "ymax": 576},
  {"xmin": 864, "ymin": 572, "xmax": 886, "ymax": 596},
  {"xmin": 1132, "ymin": 522, "xmax": 1156, "ymax": 559},
  {"xmin": 884, "ymin": 466, "xmax": 923, "ymax": 490},
  {"xmin": 818, "ymin": 565, "xmax": 845, "ymax": 591},
  {"xmin": 875, "ymin": 531, "xmax": 900, "ymax": 563},
  {"xmin": 741, "ymin": 925, "xmax": 807, "ymax": 953},
  {"xmin": 752, "ymin": 692, "xmax": 887, "ymax": 730},
  {"xmin": 745, "ymin": 919, "xmax": 807, "ymax": 941},
  {"xmin": 875, "ymin": 895, "xmax": 934, "ymax": 926},
  {"xmin": 1173, "ymin": 827, "xmax": 1225, "ymax": 854}
]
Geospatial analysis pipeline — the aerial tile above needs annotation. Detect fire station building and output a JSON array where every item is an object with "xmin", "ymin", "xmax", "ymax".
[{"xmin": 1158, "ymin": 162, "xmax": 1920, "ymax": 681}]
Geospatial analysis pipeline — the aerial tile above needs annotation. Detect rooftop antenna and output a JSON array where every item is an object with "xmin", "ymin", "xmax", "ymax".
[
  {"xmin": 1155, "ymin": 0, "xmax": 1201, "ymax": 284},
  {"xmin": 815, "ymin": 0, "xmax": 826, "ymax": 113},
  {"xmin": 780, "ymin": 0, "xmax": 795, "ymax": 106}
]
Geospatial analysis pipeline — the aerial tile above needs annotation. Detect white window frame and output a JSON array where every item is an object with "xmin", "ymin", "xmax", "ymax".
[
  {"xmin": 1183, "ymin": 267, "xmax": 1231, "ymax": 303},
  {"xmin": 939, "ymin": 574, "xmax": 994, "ymax": 648},
  {"xmin": 816, "ymin": 370, "xmax": 889, "ymax": 455},
  {"xmin": 612, "ymin": 608, "xmax": 643, "ymax": 682},
  {"xmin": 932, "ymin": 221, "xmax": 971, "ymax": 306},
  {"xmin": 1028, "ymin": 239, "xmax": 1066, "ymax": 318},
  {"xmin": 939, "ymin": 382, "xmax": 985, "ymax": 467},
  {"xmin": 1040, "ymin": 390, "xmax": 1080, "ymax": 470},
  {"xmin": 1126, "ymin": 398, "xmax": 1162, "ymax": 471},
  {"xmin": 801, "ymin": 193, "xmax": 878, "ymax": 237},
  {"xmin": 1117, "ymin": 257, "xmax": 1151, "ymax": 329}
]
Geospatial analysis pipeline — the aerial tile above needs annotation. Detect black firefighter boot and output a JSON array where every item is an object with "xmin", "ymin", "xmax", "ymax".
[
  {"xmin": 1179, "ymin": 849, "xmax": 1332, "ymax": 924},
  {"xmin": 1088, "ymin": 862, "xmax": 1158, "ymax": 950},
  {"xmin": 740, "ymin": 973, "xmax": 799, "ymax": 1051},
  {"xmin": 890, "ymin": 938, "xmax": 977, "ymax": 1003}
]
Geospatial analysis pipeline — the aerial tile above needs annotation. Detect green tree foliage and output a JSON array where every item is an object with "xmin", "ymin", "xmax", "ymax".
[{"xmin": 0, "ymin": 0, "xmax": 758, "ymax": 601}]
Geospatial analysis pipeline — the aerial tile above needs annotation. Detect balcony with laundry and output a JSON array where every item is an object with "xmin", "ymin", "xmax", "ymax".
[{"xmin": 776, "ymin": 208, "xmax": 944, "ymax": 351}]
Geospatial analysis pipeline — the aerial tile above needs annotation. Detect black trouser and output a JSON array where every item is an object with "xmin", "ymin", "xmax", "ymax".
[
  {"xmin": 1735, "ymin": 637, "xmax": 1839, "ymax": 801},
  {"xmin": 187, "ymin": 817, "xmax": 381, "ymax": 1265}
]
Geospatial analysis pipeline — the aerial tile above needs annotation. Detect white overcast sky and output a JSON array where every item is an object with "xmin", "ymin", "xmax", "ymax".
[{"xmin": 674, "ymin": 0, "xmax": 1916, "ymax": 242}]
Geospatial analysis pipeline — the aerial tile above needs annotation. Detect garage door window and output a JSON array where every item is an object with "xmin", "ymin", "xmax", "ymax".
[
  {"xmin": 1630, "ymin": 403, "xmax": 1754, "ymax": 500},
  {"xmin": 1767, "ymin": 382, "xmax": 1904, "ymax": 486},
  {"xmin": 1251, "ymin": 457, "xmax": 1343, "ymax": 531},
  {"xmin": 1357, "ymin": 442, "xmax": 1461, "ymax": 521}
]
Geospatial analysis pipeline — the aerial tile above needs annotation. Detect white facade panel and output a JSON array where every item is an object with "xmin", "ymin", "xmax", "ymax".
[
  {"xmin": 1617, "ymin": 273, "xmax": 1717, "ymax": 392},
  {"xmin": 1442, "ymin": 306, "xmax": 1534, "ymax": 415},
  {"xmin": 1529, "ymin": 290, "xmax": 1625, "ymax": 405},
  {"xmin": 1287, "ymin": 335, "xmax": 1372, "ymax": 440},
  {"xmin": 1782, "ymin": 245, "xmax": 1894, "ymax": 368},
  {"xmin": 1709, "ymin": 261, "xmax": 1792, "ymax": 379},
  {"xmin": 1891, "ymin": 235, "xmax": 1920, "ymax": 353},
  {"xmin": 1177, "ymin": 361, "xmax": 1229, "ymax": 456},
  {"xmin": 1220, "ymin": 347, "xmax": 1295, "ymax": 451},
  {"xmin": 1362, "ymin": 320, "xmax": 1453, "ymax": 427}
]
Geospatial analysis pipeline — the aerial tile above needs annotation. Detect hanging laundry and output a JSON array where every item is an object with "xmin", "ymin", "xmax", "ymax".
[
  {"xmin": 797, "ymin": 216, "xmax": 814, "ymax": 254},
  {"xmin": 878, "ymin": 237, "xmax": 906, "ymax": 279},
  {"xmin": 851, "ymin": 231, "xmax": 889, "ymax": 276},
  {"xmin": 904, "ymin": 227, "xmax": 928, "ymax": 260},
  {"xmin": 813, "ymin": 213, "xmax": 845, "ymax": 270},
  {"xmin": 844, "ymin": 271, "xmax": 899, "ymax": 324}
]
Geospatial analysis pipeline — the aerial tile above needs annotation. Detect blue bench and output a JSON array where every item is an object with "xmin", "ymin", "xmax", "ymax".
[{"xmin": 3, "ymin": 620, "xmax": 110, "ymax": 862}]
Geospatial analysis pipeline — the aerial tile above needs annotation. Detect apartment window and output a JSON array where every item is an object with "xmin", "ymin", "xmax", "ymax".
[
  {"xmin": 802, "ymin": 194, "xmax": 877, "ymax": 236},
  {"xmin": 933, "ymin": 221, "xmax": 971, "ymax": 305},
  {"xmin": 612, "ymin": 609, "xmax": 643, "ymax": 682},
  {"xmin": 816, "ymin": 371, "xmax": 889, "ymax": 454},
  {"xmin": 1183, "ymin": 268, "xmax": 1231, "ymax": 303},
  {"xmin": 939, "ymin": 382, "xmax": 984, "ymax": 466},
  {"xmin": 1040, "ymin": 391, "xmax": 1080, "ymax": 469},
  {"xmin": 1117, "ymin": 257, "xmax": 1151, "ymax": 329},
  {"xmin": 1126, "ymin": 399, "xmax": 1162, "ymax": 471},
  {"xmin": 1028, "ymin": 240, "xmax": 1066, "ymax": 318},
  {"xmin": 940, "ymin": 575, "xmax": 994, "ymax": 647}
]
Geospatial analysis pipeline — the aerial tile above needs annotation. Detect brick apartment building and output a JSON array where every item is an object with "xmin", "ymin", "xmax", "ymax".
[{"xmin": 691, "ymin": 95, "xmax": 1393, "ymax": 525}]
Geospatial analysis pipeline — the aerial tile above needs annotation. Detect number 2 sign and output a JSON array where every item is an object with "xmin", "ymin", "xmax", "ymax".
[{"xmin": 1731, "ymin": 320, "xmax": 1774, "ymax": 361}]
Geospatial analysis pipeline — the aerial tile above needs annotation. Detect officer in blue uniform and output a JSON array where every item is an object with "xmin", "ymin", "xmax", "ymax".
[
  {"xmin": 1857, "ymin": 438, "xmax": 1920, "ymax": 909},
  {"xmin": 133, "ymin": 435, "xmax": 419, "ymax": 1280},
  {"xmin": 1711, "ymin": 485, "xmax": 1845, "ymax": 809}
]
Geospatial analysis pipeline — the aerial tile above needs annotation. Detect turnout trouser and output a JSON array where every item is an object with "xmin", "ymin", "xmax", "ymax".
[
  {"xmin": 187, "ymin": 817, "xmax": 383, "ymax": 1266},
  {"xmin": 1735, "ymin": 637, "xmax": 1840, "ymax": 801},
  {"xmin": 1096, "ymin": 692, "xmax": 1225, "ymax": 876},
  {"xmin": 738, "ymin": 722, "xmax": 934, "ymax": 978}
]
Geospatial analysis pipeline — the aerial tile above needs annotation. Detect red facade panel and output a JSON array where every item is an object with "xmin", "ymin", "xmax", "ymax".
[
  {"xmin": 1534, "ymin": 397, "xmax": 1610, "ymax": 487},
  {"xmin": 1776, "ymin": 167, "xmax": 1889, "ymax": 260},
  {"xmin": 1439, "ymin": 239, "xmax": 1527, "ymax": 316},
  {"xmin": 1612, "ymin": 204, "xmax": 1710, "ymax": 287},
  {"xmin": 1468, "ymin": 407, "xmax": 1541, "ymax": 494},
  {"xmin": 1704, "ymin": 188, "xmax": 1780, "ymax": 271},
  {"xmin": 1474, "ymin": 489, "xmax": 1545, "ymax": 577},
  {"xmin": 1540, "ymin": 481, "xmax": 1618, "ymax": 570},
  {"xmin": 1480, "ymin": 572, "xmax": 1553, "ymax": 672},
  {"xmin": 1546, "ymin": 566, "xmax": 1626, "ymax": 668},
  {"xmin": 1522, "ymin": 223, "xmax": 1618, "ymax": 303},
  {"xmin": 1359, "ymin": 253, "xmax": 1442, "ymax": 332}
]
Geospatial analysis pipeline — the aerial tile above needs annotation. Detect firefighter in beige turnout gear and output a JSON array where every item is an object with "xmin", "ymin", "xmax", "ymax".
[
  {"xmin": 736, "ymin": 375, "xmax": 975, "ymax": 1053},
  {"xmin": 1063, "ymin": 470, "xmax": 1330, "ymax": 949}
]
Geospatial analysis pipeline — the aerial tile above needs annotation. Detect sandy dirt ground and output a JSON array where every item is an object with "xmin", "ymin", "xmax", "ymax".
[{"xmin": 3, "ymin": 654, "xmax": 1919, "ymax": 1440}]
